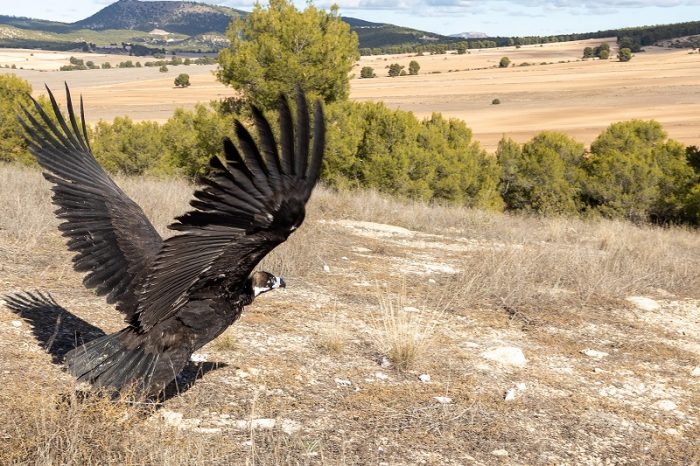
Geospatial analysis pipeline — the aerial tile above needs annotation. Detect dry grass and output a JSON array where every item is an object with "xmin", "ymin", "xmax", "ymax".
[
  {"xmin": 370, "ymin": 288, "xmax": 441, "ymax": 372},
  {"xmin": 2, "ymin": 163, "xmax": 699, "ymax": 464}
]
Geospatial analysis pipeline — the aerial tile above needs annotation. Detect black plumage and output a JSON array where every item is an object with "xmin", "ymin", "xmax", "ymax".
[{"xmin": 18, "ymin": 84, "xmax": 324, "ymax": 397}]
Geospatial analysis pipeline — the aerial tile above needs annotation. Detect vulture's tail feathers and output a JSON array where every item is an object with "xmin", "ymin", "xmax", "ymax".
[{"xmin": 65, "ymin": 329, "xmax": 174, "ymax": 397}]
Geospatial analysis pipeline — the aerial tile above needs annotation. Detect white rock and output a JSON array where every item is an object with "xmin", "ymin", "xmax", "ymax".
[
  {"xmin": 192, "ymin": 427, "xmax": 222, "ymax": 434},
  {"xmin": 593, "ymin": 367, "xmax": 604, "ymax": 373},
  {"xmin": 190, "ymin": 353, "xmax": 208, "ymax": 363},
  {"xmin": 323, "ymin": 264, "xmax": 331, "ymax": 272},
  {"xmin": 281, "ymin": 419, "xmax": 301, "ymax": 435},
  {"xmin": 654, "ymin": 400, "xmax": 677, "ymax": 411},
  {"xmin": 335, "ymin": 378, "xmax": 352, "ymax": 387},
  {"xmin": 626, "ymin": 296, "xmax": 660, "ymax": 311},
  {"xmin": 691, "ymin": 366, "xmax": 700, "ymax": 377},
  {"xmin": 581, "ymin": 348, "xmax": 609, "ymax": 359},
  {"xmin": 491, "ymin": 449, "xmax": 509, "ymax": 457},
  {"xmin": 379, "ymin": 356, "xmax": 391, "ymax": 368},
  {"xmin": 235, "ymin": 419, "xmax": 276, "ymax": 430},
  {"xmin": 419, "ymin": 374, "xmax": 431, "ymax": 383},
  {"xmin": 11, "ymin": 320, "xmax": 22, "ymax": 328},
  {"xmin": 374, "ymin": 372, "xmax": 389, "ymax": 381},
  {"xmin": 341, "ymin": 256, "xmax": 349, "ymax": 260},
  {"xmin": 504, "ymin": 389, "xmax": 517, "ymax": 401},
  {"xmin": 402, "ymin": 306, "xmax": 420, "ymax": 313},
  {"xmin": 434, "ymin": 396, "xmax": 452, "ymax": 404},
  {"xmin": 481, "ymin": 346, "xmax": 527, "ymax": 367},
  {"xmin": 428, "ymin": 279, "xmax": 436, "ymax": 284},
  {"xmin": 516, "ymin": 382, "xmax": 527, "ymax": 391},
  {"xmin": 248, "ymin": 367, "xmax": 261, "ymax": 376},
  {"xmin": 161, "ymin": 410, "xmax": 183, "ymax": 426},
  {"xmin": 665, "ymin": 428, "xmax": 680, "ymax": 436}
]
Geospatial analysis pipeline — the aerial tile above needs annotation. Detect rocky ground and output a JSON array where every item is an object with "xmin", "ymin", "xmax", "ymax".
[{"xmin": 0, "ymin": 167, "xmax": 698, "ymax": 464}]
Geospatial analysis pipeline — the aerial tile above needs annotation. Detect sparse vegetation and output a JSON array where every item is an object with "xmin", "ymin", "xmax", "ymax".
[
  {"xmin": 492, "ymin": 98, "xmax": 501, "ymax": 105},
  {"xmin": 408, "ymin": 60, "xmax": 420, "ymax": 75},
  {"xmin": 1, "ymin": 163, "xmax": 699, "ymax": 464},
  {"xmin": 499, "ymin": 56, "xmax": 511, "ymax": 67}
]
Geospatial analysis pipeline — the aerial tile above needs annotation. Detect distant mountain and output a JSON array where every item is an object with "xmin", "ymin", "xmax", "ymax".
[
  {"xmin": 72, "ymin": 0, "xmax": 245, "ymax": 36},
  {"xmin": 450, "ymin": 32, "xmax": 489, "ymax": 39},
  {"xmin": 0, "ymin": 0, "xmax": 456, "ymax": 52}
]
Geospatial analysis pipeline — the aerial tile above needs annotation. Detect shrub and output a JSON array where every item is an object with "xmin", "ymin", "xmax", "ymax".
[
  {"xmin": 499, "ymin": 56, "xmax": 510, "ymax": 68},
  {"xmin": 618, "ymin": 48, "xmax": 632, "ymax": 62},
  {"xmin": 159, "ymin": 65, "xmax": 168, "ymax": 72},
  {"xmin": 360, "ymin": 66, "xmax": 376, "ymax": 78},
  {"xmin": 388, "ymin": 63, "xmax": 404, "ymax": 77},
  {"xmin": 174, "ymin": 73, "xmax": 190, "ymax": 88},
  {"xmin": 492, "ymin": 98, "xmax": 501, "ymax": 105},
  {"xmin": 408, "ymin": 60, "xmax": 420, "ymax": 75}
]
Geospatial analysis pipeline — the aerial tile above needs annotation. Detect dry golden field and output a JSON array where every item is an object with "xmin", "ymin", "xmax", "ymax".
[
  {"xmin": 3, "ymin": 38, "xmax": 700, "ymax": 150},
  {"xmin": 1, "ymin": 164, "xmax": 699, "ymax": 464}
]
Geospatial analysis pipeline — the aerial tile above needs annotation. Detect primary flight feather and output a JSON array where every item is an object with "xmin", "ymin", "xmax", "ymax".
[{"xmin": 18, "ymin": 84, "xmax": 325, "ymax": 397}]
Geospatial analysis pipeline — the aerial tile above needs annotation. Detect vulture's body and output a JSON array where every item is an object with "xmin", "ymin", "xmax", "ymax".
[{"xmin": 18, "ymin": 85, "xmax": 324, "ymax": 396}]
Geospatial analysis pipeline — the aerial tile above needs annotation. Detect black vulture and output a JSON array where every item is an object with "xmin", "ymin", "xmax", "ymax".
[{"xmin": 17, "ymin": 84, "xmax": 324, "ymax": 397}]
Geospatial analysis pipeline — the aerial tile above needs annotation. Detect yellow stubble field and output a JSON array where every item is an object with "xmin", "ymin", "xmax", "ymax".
[{"xmin": 3, "ymin": 38, "xmax": 700, "ymax": 150}]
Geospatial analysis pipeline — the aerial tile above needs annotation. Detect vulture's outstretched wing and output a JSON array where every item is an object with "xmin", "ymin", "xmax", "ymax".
[
  {"xmin": 19, "ymin": 84, "xmax": 163, "ymax": 319},
  {"xmin": 135, "ymin": 92, "xmax": 324, "ymax": 332}
]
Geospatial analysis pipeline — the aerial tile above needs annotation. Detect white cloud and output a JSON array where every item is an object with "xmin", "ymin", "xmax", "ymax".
[{"xmin": 316, "ymin": 0, "xmax": 700, "ymax": 13}]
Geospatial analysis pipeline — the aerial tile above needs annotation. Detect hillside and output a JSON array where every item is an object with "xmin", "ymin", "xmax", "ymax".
[
  {"xmin": 0, "ymin": 0, "xmax": 454, "ymax": 52},
  {"xmin": 72, "ymin": 0, "xmax": 244, "ymax": 36},
  {"xmin": 1, "ymin": 164, "xmax": 698, "ymax": 463}
]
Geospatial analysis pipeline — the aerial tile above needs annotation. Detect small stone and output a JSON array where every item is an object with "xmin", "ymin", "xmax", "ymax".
[
  {"xmin": 434, "ymin": 396, "xmax": 452, "ymax": 404},
  {"xmin": 11, "ymin": 320, "xmax": 22, "ymax": 328},
  {"xmin": 626, "ymin": 296, "xmax": 660, "ymax": 311},
  {"xmin": 190, "ymin": 353, "xmax": 208, "ymax": 363},
  {"xmin": 491, "ymin": 449, "xmax": 509, "ymax": 457},
  {"xmin": 428, "ymin": 279, "xmax": 436, "ymax": 284},
  {"xmin": 335, "ymin": 378, "xmax": 352, "ymax": 387},
  {"xmin": 161, "ymin": 410, "xmax": 183, "ymax": 427},
  {"xmin": 323, "ymin": 264, "xmax": 331, "ymax": 272},
  {"xmin": 665, "ymin": 428, "xmax": 680, "ymax": 436},
  {"xmin": 402, "ymin": 306, "xmax": 420, "ymax": 313},
  {"xmin": 593, "ymin": 367, "xmax": 604, "ymax": 373},
  {"xmin": 516, "ymin": 382, "xmax": 527, "ymax": 391},
  {"xmin": 341, "ymin": 256, "xmax": 349, "ymax": 260},
  {"xmin": 236, "ymin": 370, "xmax": 250, "ymax": 379},
  {"xmin": 379, "ymin": 356, "xmax": 391, "ymax": 368},
  {"xmin": 192, "ymin": 427, "xmax": 221, "ymax": 434},
  {"xmin": 691, "ymin": 366, "xmax": 700, "ymax": 377},
  {"xmin": 581, "ymin": 348, "xmax": 609, "ymax": 359},
  {"xmin": 654, "ymin": 400, "xmax": 677, "ymax": 411},
  {"xmin": 251, "ymin": 418, "xmax": 276, "ymax": 429},
  {"xmin": 248, "ymin": 367, "xmax": 261, "ymax": 376},
  {"xmin": 419, "ymin": 374, "xmax": 431, "ymax": 383},
  {"xmin": 281, "ymin": 419, "xmax": 301, "ymax": 435},
  {"xmin": 374, "ymin": 372, "xmax": 389, "ymax": 381},
  {"xmin": 504, "ymin": 389, "xmax": 517, "ymax": 401},
  {"xmin": 481, "ymin": 346, "xmax": 527, "ymax": 367}
]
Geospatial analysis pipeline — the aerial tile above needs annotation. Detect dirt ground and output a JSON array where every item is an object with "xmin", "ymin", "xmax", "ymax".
[
  {"xmin": 2, "ymin": 38, "xmax": 699, "ymax": 151},
  {"xmin": 0, "ymin": 166, "xmax": 698, "ymax": 464}
]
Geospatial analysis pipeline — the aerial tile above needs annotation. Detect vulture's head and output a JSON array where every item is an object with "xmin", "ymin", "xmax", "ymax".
[{"xmin": 249, "ymin": 271, "xmax": 286, "ymax": 298}]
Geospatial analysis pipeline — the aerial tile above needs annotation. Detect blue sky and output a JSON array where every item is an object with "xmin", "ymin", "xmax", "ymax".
[{"xmin": 3, "ymin": 0, "xmax": 700, "ymax": 37}]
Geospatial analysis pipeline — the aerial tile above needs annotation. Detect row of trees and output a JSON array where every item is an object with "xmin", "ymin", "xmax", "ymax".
[
  {"xmin": 2, "ymin": 1, "xmax": 698, "ymax": 225},
  {"xmin": 1, "ymin": 73, "xmax": 697, "ymax": 224}
]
